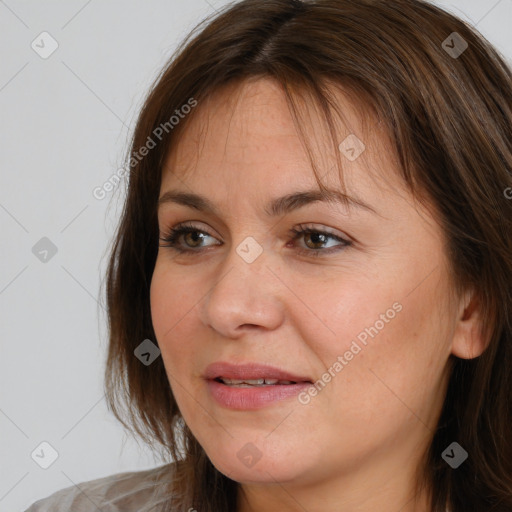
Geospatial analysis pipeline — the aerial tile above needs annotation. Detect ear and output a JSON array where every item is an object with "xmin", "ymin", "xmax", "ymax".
[{"xmin": 450, "ymin": 289, "xmax": 489, "ymax": 359}]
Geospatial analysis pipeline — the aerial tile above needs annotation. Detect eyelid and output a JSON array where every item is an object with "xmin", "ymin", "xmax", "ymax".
[
  {"xmin": 163, "ymin": 220, "xmax": 220, "ymax": 239},
  {"xmin": 293, "ymin": 223, "xmax": 349, "ymax": 239}
]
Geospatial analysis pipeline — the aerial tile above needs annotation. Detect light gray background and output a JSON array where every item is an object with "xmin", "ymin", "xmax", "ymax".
[{"xmin": 1, "ymin": 1, "xmax": 511, "ymax": 510}]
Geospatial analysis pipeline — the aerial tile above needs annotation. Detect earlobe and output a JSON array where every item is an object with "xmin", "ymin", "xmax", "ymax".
[{"xmin": 450, "ymin": 290, "xmax": 488, "ymax": 360}]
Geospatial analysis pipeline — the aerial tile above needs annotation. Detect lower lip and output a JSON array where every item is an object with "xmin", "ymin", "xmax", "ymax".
[{"xmin": 206, "ymin": 379, "xmax": 312, "ymax": 410}]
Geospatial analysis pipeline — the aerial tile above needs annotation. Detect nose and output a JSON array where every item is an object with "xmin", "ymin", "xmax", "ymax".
[{"xmin": 201, "ymin": 239, "xmax": 286, "ymax": 338}]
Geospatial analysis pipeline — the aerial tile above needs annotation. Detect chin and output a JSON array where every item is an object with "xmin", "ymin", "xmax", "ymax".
[{"xmin": 206, "ymin": 447, "xmax": 307, "ymax": 484}]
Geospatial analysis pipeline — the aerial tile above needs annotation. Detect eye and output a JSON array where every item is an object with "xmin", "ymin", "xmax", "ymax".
[
  {"xmin": 159, "ymin": 222, "xmax": 220, "ymax": 253},
  {"xmin": 159, "ymin": 222, "xmax": 351, "ymax": 257},
  {"xmin": 288, "ymin": 224, "xmax": 351, "ymax": 257}
]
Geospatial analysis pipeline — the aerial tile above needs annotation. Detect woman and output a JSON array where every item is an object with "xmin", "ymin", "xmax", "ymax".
[{"xmin": 26, "ymin": 0, "xmax": 512, "ymax": 511}]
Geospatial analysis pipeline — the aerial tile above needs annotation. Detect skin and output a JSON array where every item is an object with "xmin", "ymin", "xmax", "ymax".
[{"xmin": 150, "ymin": 77, "xmax": 486, "ymax": 512}]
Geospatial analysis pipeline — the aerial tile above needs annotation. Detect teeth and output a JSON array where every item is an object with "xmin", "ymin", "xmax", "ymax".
[
  {"xmin": 219, "ymin": 378, "xmax": 296, "ymax": 386},
  {"xmin": 222, "ymin": 378, "xmax": 264, "ymax": 385}
]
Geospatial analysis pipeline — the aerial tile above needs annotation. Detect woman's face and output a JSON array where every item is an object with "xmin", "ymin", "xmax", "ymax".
[{"xmin": 150, "ymin": 78, "xmax": 466, "ymax": 496}]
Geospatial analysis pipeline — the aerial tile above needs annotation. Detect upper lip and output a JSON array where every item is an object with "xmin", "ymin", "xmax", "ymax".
[{"xmin": 203, "ymin": 362, "xmax": 312, "ymax": 383}]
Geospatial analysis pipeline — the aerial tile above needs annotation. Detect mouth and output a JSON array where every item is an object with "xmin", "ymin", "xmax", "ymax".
[
  {"xmin": 203, "ymin": 361, "xmax": 313, "ymax": 384},
  {"xmin": 203, "ymin": 362, "xmax": 313, "ymax": 410},
  {"xmin": 213, "ymin": 377, "xmax": 304, "ymax": 387}
]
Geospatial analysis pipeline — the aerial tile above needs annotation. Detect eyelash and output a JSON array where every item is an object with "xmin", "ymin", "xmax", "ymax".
[{"xmin": 159, "ymin": 222, "xmax": 352, "ymax": 258}]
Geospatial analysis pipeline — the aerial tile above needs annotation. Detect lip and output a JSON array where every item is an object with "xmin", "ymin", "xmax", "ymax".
[
  {"xmin": 203, "ymin": 361, "xmax": 312, "ymax": 383},
  {"xmin": 203, "ymin": 362, "xmax": 313, "ymax": 410}
]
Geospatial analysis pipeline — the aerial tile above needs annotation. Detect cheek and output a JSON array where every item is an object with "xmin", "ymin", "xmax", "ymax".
[
  {"xmin": 150, "ymin": 264, "xmax": 199, "ymax": 368},
  {"xmin": 341, "ymin": 291, "xmax": 448, "ymax": 427},
  {"xmin": 150, "ymin": 266, "xmax": 206, "ymax": 424},
  {"xmin": 294, "ymin": 275, "xmax": 401, "ymax": 364},
  {"xmin": 303, "ymin": 273, "xmax": 449, "ymax": 416}
]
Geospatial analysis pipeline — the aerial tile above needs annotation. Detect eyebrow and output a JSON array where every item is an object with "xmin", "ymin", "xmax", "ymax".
[{"xmin": 158, "ymin": 188, "xmax": 378, "ymax": 217}]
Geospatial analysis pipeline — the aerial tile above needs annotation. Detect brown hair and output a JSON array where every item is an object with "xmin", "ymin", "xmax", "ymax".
[{"xmin": 102, "ymin": 0, "xmax": 512, "ymax": 510}]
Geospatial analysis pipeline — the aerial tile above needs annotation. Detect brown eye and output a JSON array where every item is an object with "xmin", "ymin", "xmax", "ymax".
[
  {"xmin": 289, "ymin": 226, "xmax": 351, "ymax": 258},
  {"xmin": 159, "ymin": 223, "xmax": 219, "ymax": 253}
]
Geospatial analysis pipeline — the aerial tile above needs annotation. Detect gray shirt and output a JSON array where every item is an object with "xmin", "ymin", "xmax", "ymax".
[{"xmin": 24, "ymin": 463, "xmax": 177, "ymax": 512}]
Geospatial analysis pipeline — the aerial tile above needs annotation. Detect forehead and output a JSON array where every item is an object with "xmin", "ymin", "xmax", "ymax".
[{"xmin": 161, "ymin": 77, "xmax": 400, "ymax": 202}]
